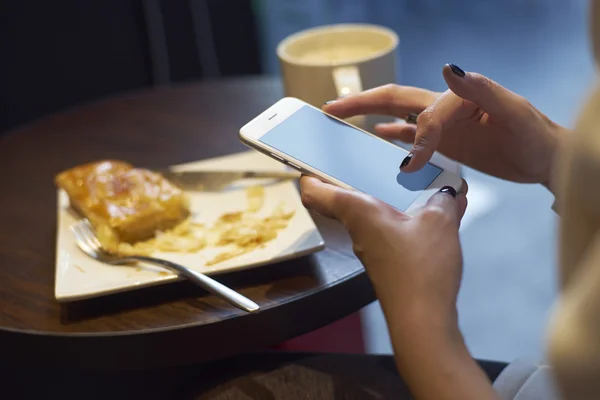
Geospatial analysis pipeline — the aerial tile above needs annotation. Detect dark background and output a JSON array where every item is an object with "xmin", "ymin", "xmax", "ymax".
[{"xmin": 0, "ymin": 0, "xmax": 261, "ymax": 133}]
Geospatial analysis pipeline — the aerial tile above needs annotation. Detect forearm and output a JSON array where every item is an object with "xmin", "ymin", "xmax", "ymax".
[{"xmin": 383, "ymin": 302, "xmax": 501, "ymax": 400}]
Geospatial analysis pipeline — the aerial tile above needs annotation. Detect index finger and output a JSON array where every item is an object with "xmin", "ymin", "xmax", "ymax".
[
  {"xmin": 323, "ymin": 84, "xmax": 437, "ymax": 120},
  {"xmin": 402, "ymin": 90, "xmax": 475, "ymax": 172}
]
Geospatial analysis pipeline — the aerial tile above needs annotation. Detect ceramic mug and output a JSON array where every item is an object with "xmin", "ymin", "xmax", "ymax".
[{"xmin": 277, "ymin": 23, "xmax": 398, "ymax": 131}]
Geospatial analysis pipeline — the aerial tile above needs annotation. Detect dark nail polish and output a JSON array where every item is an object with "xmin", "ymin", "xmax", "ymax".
[
  {"xmin": 400, "ymin": 153, "xmax": 413, "ymax": 169},
  {"xmin": 447, "ymin": 63, "xmax": 466, "ymax": 78},
  {"xmin": 439, "ymin": 186, "xmax": 457, "ymax": 198},
  {"xmin": 324, "ymin": 100, "xmax": 336, "ymax": 105},
  {"xmin": 405, "ymin": 113, "xmax": 419, "ymax": 124}
]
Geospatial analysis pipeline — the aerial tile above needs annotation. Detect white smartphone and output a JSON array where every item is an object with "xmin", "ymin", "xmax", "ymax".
[{"xmin": 239, "ymin": 97, "xmax": 462, "ymax": 215}]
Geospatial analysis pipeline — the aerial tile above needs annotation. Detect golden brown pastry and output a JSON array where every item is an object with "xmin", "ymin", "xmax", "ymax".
[{"xmin": 55, "ymin": 160, "xmax": 190, "ymax": 251}]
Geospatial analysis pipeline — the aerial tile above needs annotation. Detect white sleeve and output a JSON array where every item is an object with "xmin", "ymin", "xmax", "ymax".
[{"xmin": 493, "ymin": 358, "xmax": 561, "ymax": 400}]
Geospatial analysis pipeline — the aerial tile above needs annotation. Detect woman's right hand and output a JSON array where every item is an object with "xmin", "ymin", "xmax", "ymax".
[{"xmin": 324, "ymin": 64, "xmax": 566, "ymax": 192}]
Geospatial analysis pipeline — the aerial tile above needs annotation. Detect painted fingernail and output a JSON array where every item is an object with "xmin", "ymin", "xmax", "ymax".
[
  {"xmin": 405, "ymin": 113, "xmax": 419, "ymax": 124},
  {"xmin": 439, "ymin": 186, "xmax": 457, "ymax": 198},
  {"xmin": 447, "ymin": 63, "xmax": 466, "ymax": 78},
  {"xmin": 400, "ymin": 153, "xmax": 413, "ymax": 169}
]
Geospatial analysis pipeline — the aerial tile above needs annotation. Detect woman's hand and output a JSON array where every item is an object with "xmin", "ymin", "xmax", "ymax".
[
  {"xmin": 302, "ymin": 174, "xmax": 468, "ymax": 339},
  {"xmin": 324, "ymin": 64, "xmax": 565, "ymax": 192},
  {"xmin": 301, "ymin": 176, "xmax": 499, "ymax": 399},
  {"xmin": 301, "ymin": 176, "xmax": 467, "ymax": 329}
]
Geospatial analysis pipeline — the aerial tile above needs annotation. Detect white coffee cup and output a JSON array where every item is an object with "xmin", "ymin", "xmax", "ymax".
[{"xmin": 277, "ymin": 23, "xmax": 398, "ymax": 131}]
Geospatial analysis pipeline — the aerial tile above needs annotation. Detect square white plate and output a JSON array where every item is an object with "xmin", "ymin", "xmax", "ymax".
[{"xmin": 55, "ymin": 151, "xmax": 325, "ymax": 302}]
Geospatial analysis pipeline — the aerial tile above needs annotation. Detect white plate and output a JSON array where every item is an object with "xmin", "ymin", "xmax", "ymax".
[{"xmin": 54, "ymin": 151, "xmax": 325, "ymax": 302}]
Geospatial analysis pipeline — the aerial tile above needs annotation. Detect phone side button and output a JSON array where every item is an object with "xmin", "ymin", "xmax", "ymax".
[
  {"xmin": 270, "ymin": 153, "xmax": 284, "ymax": 162},
  {"xmin": 287, "ymin": 162, "xmax": 302, "ymax": 171}
]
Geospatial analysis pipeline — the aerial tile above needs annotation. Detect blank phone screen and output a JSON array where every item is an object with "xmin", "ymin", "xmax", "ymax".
[{"xmin": 260, "ymin": 105, "xmax": 442, "ymax": 211}]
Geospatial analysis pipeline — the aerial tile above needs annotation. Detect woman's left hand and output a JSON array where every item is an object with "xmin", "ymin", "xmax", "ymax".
[
  {"xmin": 301, "ymin": 176, "xmax": 467, "ymax": 330},
  {"xmin": 301, "ymin": 176, "xmax": 500, "ymax": 400}
]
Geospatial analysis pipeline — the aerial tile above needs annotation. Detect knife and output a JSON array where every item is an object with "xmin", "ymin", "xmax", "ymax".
[{"xmin": 158, "ymin": 169, "xmax": 302, "ymax": 191}]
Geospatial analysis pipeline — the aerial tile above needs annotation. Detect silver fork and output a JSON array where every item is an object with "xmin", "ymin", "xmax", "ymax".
[{"xmin": 71, "ymin": 220, "xmax": 259, "ymax": 313}]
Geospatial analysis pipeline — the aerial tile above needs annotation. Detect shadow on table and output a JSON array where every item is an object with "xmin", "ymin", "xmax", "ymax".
[{"xmin": 60, "ymin": 253, "xmax": 325, "ymax": 324}]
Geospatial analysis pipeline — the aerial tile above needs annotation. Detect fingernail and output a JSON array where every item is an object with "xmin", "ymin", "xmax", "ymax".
[
  {"xmin": 447, "ymin": 63, "xmax": 466, "ymax": 78},
  {"xmin": 439, "ymin": 186, "xmax": 457, "ymax": 198},
  {"xmin": 405, "ymin": 113, "xmax": 419, "ymax": 124},
  {"xmin": 324, "ymin": 100, "xmax": 337, "ymax": 105},
  {"xmin": 400, "ymin": 153, "xmax": 413, "ymax": 169}
]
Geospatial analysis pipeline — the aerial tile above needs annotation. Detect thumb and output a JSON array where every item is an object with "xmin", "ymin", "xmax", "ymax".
[
  {"xmin": 442, "ymin": 63, "xmax": 526, "ymax": 121},
  {"xmin": 420, "ymin": 185, "xmax": 464, "ymax": 227},
  {"xmin": 300, "ymin": 176, "xmax": 379, "ymax": 226}
]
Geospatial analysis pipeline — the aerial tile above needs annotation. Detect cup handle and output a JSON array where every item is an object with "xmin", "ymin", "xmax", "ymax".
[{"xmin": 332, "ymin": 66, "xmax": 365, "ymax": 128}]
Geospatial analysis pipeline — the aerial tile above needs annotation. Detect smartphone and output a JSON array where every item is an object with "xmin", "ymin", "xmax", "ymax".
[{"xmin": 239, "ymin": 97, "xmax": 462, "ymax": 215}]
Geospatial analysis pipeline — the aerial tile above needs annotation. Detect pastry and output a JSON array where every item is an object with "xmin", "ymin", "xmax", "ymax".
[{"xmin": 55, "ymin": 160, "xmax": 190, "ymax": 251}]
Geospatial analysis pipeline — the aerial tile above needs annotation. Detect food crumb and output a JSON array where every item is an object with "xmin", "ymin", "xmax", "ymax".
[
  {"xmin": 246, "ymin": 186, "xmax": 265, "ymax": 212},
  {"xmin": 218, "ymin": 211, "xmax": 243, "ymax": 224},
  {"xmin": 98, "ymin": 183, "xmax": 295, "ymax": 267}
]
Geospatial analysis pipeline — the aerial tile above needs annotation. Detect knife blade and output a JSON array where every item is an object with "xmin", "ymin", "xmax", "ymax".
[{"xmin": 158, "ymin": 169, "xmax": 302, "ymax": 191}]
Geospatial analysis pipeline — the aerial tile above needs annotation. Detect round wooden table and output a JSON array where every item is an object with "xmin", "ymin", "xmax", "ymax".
[{"xmin": 0, "ymin": 77, "xmax": 375, "ymax": 370}]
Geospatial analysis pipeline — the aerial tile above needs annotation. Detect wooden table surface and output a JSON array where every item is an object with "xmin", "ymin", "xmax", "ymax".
[{"xmin": 0, "ymin": 77, "xmax": 375, "ymax": 370}]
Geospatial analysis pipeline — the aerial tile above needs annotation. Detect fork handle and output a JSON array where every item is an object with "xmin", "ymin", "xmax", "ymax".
[
  {"xmin": 242, "ymin": 170, "xmax": 301, "ymax": 179},
  {"xmin": 128, "ymin": 256, "xmax": 259, "ymax": 313}
]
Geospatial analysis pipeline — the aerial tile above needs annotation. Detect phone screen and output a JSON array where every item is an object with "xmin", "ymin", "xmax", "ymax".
[{"xmin": 259, "ymin": 105, "xmax": 442, "ymax": 211}]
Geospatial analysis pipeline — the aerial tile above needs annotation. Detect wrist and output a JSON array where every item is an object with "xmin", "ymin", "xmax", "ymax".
[
  {"xmin": 389, "ymin": 315, "xmax": 500, "ymax": 400},
  {"xmin": 384, "ymin": 298, "xmax": 462, "ymax": 349},
  {"xmin": 543, "ymin": 123, "xmax": 569, "ymax": 198},
  {"xmin": 381, "ymin": 296, "xmax": 501, "ymax": 399}
]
